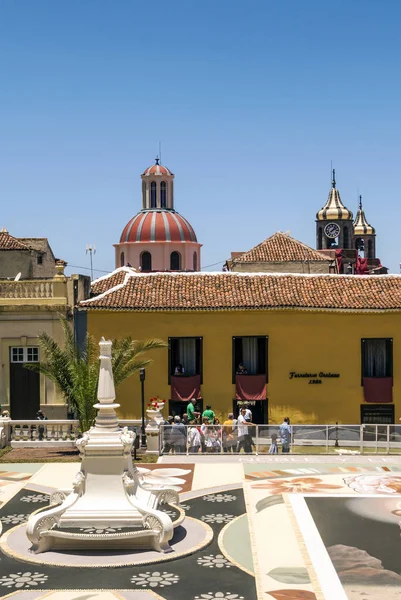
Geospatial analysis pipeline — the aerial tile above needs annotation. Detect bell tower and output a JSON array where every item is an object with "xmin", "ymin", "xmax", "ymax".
[
  {"xmin": 316, "ymin": 169, "xmax": 354, "ymax": 251},
  {"xmin": 353, "ymin": 195, "xmax": 376, "ymax": 259}
]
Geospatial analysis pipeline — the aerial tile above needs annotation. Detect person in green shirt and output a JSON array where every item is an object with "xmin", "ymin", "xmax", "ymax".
[
  {"xmin": 186, "ymin": 399, "xmax": 200, "ymax": 423},
  {"xmin": 202, "ymin": 404, "xmax": 215, "ymax": 423}
]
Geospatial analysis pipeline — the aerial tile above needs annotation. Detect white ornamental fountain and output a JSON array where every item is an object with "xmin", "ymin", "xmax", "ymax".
[{"xmin": 26, "ymin": 338, "xmax": 184, "ymax": 553}]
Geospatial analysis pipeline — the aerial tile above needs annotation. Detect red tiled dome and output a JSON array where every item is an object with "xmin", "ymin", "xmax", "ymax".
[
  {"xmin": 120, "ymin": 210, "xmax": 197, "ymax": 243},
  {"xmin": 142, "ymin": 163, "xmax": 173, "ymax": 177}
]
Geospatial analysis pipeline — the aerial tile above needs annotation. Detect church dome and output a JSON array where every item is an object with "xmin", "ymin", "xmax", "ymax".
[
  {"xmin": 316, "ymin": 169, "xmax": 353, "ymax": 221},
  {"xmin": 142, "ymin": 158, "xmax": 173, "ymax": 177},
  {"xmin": 120, "ymin": 209, "xmax": 197, "ymax": 243},
  {"xmin": 354, "ymin": 195, "xmax": 375, "ymax": 235}
]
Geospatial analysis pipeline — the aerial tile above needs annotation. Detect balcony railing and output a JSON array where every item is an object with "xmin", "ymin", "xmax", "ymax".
[{"xmin": 0, "ymin": 280, "xmax": 54, "ymax": 299}]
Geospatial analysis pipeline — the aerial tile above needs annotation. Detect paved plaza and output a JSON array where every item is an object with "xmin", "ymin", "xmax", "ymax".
[{"xmin": 0, "ymin": 456, "xmax": 401, "ymax": 599}]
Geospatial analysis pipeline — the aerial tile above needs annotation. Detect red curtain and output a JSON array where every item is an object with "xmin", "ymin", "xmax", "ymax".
[
  {"xmin": 363, "ymin": 377, "xmax": 393, "ymax": 403},
  {"xmin": 235, "ymin": 375, "xmax": 266, "ymax": 400},
  {"xmin": 356, "ymin": 256, "xmax": 369, "ymax": 275},
  {"xmin": 171, "ymin": 375, "xmax": 201, "ymax": 401}
]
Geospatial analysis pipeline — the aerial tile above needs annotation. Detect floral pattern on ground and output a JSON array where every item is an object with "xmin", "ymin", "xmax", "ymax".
[
  {"xmin": 130, "ymin": 571, "xmax": 180, "ymax": 588},
  {"xmin": 194, "ymin": 593, "xmax": 244, "ymax": 599},
  {"xmin": 0, "ymin": 572, "xmax": 48, "ymax": 589},
  {"xmin": 197, "ymin": 554, "xmax": 233, "ymax": 568},
  {"xmin": 251, "ymin": 477, "xmax": 342, "ymax": 494},
  {"xmin": 201, "ymin": 513, "xmax": 234, "ymax": 524},
  {"xmin": 20, "ymin": 494, "xmax": 50, "ymax": 504},
  {"xmin": 203, "ymin": 493, "xmax": 237, "ymax": 503},
  {"xmin": 1, "ymin": 513, "xmax": 28, "ymax": 525},
  {"xmin": 344, "ymin": 474, "xmax": 401, "ymax": 494},
  {"xmin": 179, "ymin": 503, "xmax": 191, "ymax": 511}
]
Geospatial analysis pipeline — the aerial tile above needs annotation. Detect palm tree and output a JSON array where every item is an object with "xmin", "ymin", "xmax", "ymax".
[{"xmin": 26, "ymin": 316, "xmax": 167, "ymax": 432}]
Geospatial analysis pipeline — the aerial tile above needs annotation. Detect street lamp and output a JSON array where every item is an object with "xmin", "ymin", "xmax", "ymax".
[{"xmin": 140, "ymin": 368, "xmax": 147, "ymax": 447}]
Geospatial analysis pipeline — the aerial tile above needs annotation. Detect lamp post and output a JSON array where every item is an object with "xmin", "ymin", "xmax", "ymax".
[{"xmin": 140, "ymin": 368, "xmax": 146, "ymax": 447}]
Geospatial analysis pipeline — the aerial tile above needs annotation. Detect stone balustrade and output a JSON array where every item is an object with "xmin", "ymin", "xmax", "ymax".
[
  {"xmin": 0, "ymin": 280, "xmax": 54, "ymax": 298},
  {"xmin": 0, "ymin": 418, "xmax": 142, "ymax": 448}
]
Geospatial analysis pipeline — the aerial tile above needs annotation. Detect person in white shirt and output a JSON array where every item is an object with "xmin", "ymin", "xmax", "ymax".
[{"xmin": 237, "ymin": 408, "xmax": 252, "ymax": 453}]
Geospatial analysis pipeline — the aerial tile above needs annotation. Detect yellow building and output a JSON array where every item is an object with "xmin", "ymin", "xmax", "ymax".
[
  {"xmin": 0, "ymin": 230, "xmax": 90, "ymax": 418},
  {"xmin": 80, "ymin": 269, "xmax": 401, "ymax": 425}
]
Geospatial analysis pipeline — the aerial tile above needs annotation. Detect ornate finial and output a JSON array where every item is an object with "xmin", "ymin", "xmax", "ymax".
[
  {"xmin": 332, "ymin": 168, "xmax": 336, "ymax": 188},
  {"xmin": 359, "ymin": 194, "xmax": 362, "ymax": 211},
  {"xmin": 155, "ymin": 156, "xmax": 160, "ymax": 165}
]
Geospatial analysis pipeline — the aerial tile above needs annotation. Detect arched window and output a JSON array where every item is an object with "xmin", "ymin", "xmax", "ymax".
[
  {"xmin": 317, "ymin": 227, "xmax": 323, "ymax": 249},
  {"xmin": 343, "ymin": 226, "xmax": 349, "ymax": 249},
  {"xmin": 141, "ymin": 251, "xmax": 152, "ymax": 271},
  {"xmin": 150, "ymin": 182, "xmax": 157, "ymax": 208},
  {"xmin": 142, "ymin": 181, "xmax": 146, "ymax": 208},
  {"xmin": 120, "ymin": 252, "xmax": 125, "ymax": 267},
  {"xmin": 193, "ymin": 252, "xmax": 197, "ymax": 271},
  {"xmin": 170, "ymin": 251, "xmax": 181, "ymax": 271},
  {"xmin": 160, "ymin": 181, "xmax": 167, "ymax": 208}
]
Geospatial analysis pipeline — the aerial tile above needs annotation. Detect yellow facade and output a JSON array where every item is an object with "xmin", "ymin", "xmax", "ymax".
[{"xmin": 87, "ymin": 309, "xmax": 401, "ymax": 424}]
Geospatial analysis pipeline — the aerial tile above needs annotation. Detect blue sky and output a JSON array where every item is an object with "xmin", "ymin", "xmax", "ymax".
[{"xmin": 1, "ymin": 0, "xmax": 401, "ymax": 276}]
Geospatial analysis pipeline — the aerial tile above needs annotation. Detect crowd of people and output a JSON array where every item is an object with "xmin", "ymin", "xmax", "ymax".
[{"xmin": 161, "ymin": 398, "xmax": 292, "ymax": 455}]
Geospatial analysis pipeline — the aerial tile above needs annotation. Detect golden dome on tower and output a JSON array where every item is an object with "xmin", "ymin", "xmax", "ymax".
[{"xmin": 316, "ymin": 169, "xmax": 353, "ymax": 221}]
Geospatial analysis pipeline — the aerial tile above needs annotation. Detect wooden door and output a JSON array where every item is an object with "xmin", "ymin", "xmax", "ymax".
[{"xmin": 10, "ymin": 361, "xmax": 40, "ymax": 420}]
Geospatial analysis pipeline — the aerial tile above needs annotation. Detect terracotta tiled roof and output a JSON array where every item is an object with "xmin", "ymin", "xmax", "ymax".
[
  {"xmin": 81, "ymin": 271, "xmax": 401, "ymax": 312},
  {"xmin": 233, "ymin": 232, "xmax": 330, "ymax": 264},
  {"xmin": 91, "ymin": 267, "xmax": 137, "ymax": 295},
  {"xmin": 0, "ymin": 230, "xmax": 31, "ymax": 251}
]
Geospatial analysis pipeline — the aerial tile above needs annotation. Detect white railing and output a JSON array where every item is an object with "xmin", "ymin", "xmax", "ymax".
[
  {"xmin": 0, "ymin": 280, "xmax": 54, "ymax": 299},
  {"xmin": 158, "ymin": 423, "xmax": 401, "ymax": 455},
  {"xmin": 0, "ymin": 419, "xmax": 142, "ymax": 447}
]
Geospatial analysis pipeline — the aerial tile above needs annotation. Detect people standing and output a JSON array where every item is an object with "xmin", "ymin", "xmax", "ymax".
[
  {"xmin": 202, "ymin": 404, "xmax": 215, "ymax": 423},
  {"xmin": 36, "ymin": 410, "xmax": 48, "ymax": 441},
  {"xmin": 162, "ymin": 416, "xmax": 174, "ymax": 454},
  {"xmin": 222, "ymin": 412, "xmax": 237, "ymax": 453},
  {"xmin": 172, "ymin": 416, "xmax": 187, "ymax": 453},
  {"xmin": 188, "ymin": 425, "xmax": 201, "ymax": 454},
  {"xmin": 269, "ymin": 431, "xmax": 278, "ymax": 454},
  {"xmin": 186, "ymin": 399, "xmax": 200, "ymax": 423},
  {"xmin": 280, "ymin": 417, "xmax": 292, "ymax": 453},
  {"xmin": 237, "ymin": 408, "xmax": 252, "ymax": 453}
]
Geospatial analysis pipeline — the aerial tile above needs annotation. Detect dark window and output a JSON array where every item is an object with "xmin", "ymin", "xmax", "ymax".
[
  {"xmin": 120, "ymin": 252, "xmax": 125, "ymax": 267},
  {"xmin": 37, "ymin": 255, "xmax": 43, "ymax": 265},
  {"xmin": 368, "ymin": 239, "xmax": 373, "ymax": 258},
  {"xmin": 169, "ymin": 337, "xmax": 202, "ymax": 382},
  {"xmin": 141, "ymin": 251, "xmax": 152, "ymax": 271},
  {"xmin": 232, "ymin": 336, "xmax": 268, "ymax": 383},
  {"xmin": 361, "ymin": 338, "xmax": 393, "ymax": 379},
  {"xmin": 193, "ymin": 252, "xmax": 197, "ymax": 271},
  {"xmin": 160, "ymin": 181, "xmax": 167, "ymax": 208},
  {"xmin": 170, "ymin": 251, "xmax": 181, "ymax": 270},
  {"xmin": 343, "ymin": 226, "xmax": 349, "ymax": 249},
  {"xmin": 361, "ymin": 404, "xmax": 394, "ymax": 424},
  {"xmin": 150, "ymin": 182, "xmax": 157, "ymax": 208}
]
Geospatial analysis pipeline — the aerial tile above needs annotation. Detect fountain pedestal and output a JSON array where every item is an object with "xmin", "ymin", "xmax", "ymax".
[{"xmin": 26, "ymin": 339, "xmax": 183, "ymax": 553}]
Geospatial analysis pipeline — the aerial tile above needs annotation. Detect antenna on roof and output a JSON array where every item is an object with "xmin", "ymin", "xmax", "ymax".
[{"xmin": 86, "ymin": 244, "xmax": 96, "ymax": 281}]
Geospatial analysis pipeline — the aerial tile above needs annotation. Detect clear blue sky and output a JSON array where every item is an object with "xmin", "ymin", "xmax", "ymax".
[{"xmin": 1, "ymin": 0, "xmax": 401, "ymax": 276}]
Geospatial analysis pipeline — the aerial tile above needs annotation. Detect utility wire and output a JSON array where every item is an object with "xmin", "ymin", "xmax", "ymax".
[{"xmin": 66, "ymin": 264, "xmax": 110, "ymax": 274}]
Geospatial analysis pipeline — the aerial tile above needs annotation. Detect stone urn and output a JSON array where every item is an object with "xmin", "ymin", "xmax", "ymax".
[{"xmin": 146, "ymin": 402, "xmax": 165, "ymax": 454}]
